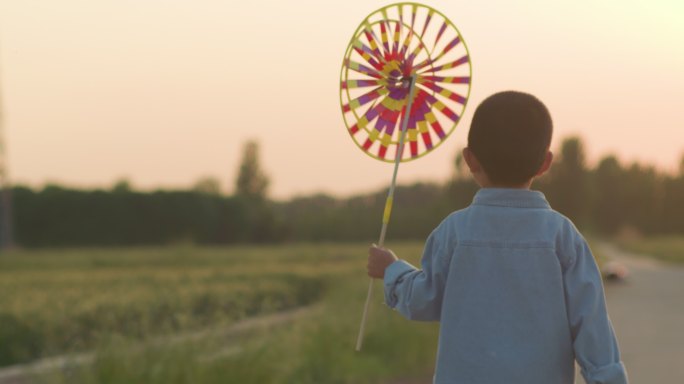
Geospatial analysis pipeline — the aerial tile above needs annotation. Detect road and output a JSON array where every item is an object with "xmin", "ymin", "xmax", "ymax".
[{"xmin": 598, "ymin": 243, "xmax": 684, "ymax": 383}]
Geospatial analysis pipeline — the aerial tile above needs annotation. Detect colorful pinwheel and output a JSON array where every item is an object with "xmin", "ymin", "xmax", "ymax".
[
  {"xmin": 340, "ymin": 3, "xmax": 472, "ymax": 351},
  {"xmin": 341, "ymin": 2, "xmax": 472, "ymax": 162}
]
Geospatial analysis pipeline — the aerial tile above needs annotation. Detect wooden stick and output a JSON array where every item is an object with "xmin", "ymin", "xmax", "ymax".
[{"xmin": 356, "ymin": 75, "xmax": 417, "ymax": 352}]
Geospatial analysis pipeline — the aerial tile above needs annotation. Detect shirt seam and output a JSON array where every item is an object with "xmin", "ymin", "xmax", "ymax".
[
  {"xmin": 471, "ymin": 202, "xmax": 551, "ymax": 209},
  {"xmin": 459, "ymin": 240, "xmax": 555, "ymax": 249}
]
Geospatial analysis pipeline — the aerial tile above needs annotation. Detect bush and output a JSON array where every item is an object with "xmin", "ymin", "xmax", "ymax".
[{"xmin": 0, "ymin": 313, "xmax": 45, "ymax": 365}]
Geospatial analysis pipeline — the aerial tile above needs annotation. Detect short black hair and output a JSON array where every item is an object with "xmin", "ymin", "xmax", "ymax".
[{"xmin": 468, "ymin": 91, "xmax": 553, "ymax": 185}]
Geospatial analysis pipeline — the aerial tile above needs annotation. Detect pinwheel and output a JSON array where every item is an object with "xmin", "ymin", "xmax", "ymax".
[{"xmin": 340, "ymin": 2, "xmax": 472, "ymax": 351}]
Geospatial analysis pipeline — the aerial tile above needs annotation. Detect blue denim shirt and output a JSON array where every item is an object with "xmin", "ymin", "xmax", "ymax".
[{"xmin": 384, "ymin": 188, "xmax": 628, "ymax": 384}]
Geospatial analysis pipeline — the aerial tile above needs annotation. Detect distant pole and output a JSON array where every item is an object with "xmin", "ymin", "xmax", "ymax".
[{"xmin": 0, "ymin": 42, "xmax": 14, "ymax": 250}]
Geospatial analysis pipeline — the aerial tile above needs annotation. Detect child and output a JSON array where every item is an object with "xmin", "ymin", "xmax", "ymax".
[{"xmin": 367, "ymin": 91, "xmax": 628, "ymax": 384}]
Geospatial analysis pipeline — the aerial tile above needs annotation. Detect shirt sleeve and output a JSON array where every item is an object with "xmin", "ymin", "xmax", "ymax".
[
  {"xmin": 382, "ymin": 224, "xmax": 452, "ymax": 321},
  {"xmin": 562, "ymin": 237, "xmax": 628, "ymax": 384}
]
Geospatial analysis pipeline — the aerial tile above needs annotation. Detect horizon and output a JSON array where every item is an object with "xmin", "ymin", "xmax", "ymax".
[
  {"xmin": 1, "ymin": 0, "xmax": 683, "ymax": 199},
  {"xmin": 9, "ymin": 133, "xmax": 683, "ymax": 201}
]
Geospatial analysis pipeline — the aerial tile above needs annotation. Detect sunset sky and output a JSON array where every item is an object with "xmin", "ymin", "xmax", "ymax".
[{"xmin": 1, "ymin": 0, "xmax": 683, "ymax": 199}]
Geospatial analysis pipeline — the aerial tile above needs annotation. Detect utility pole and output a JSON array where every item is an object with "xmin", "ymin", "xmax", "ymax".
[{"xmin": 0, "ymin": 42, "xmax": 14, "ymax": 250}]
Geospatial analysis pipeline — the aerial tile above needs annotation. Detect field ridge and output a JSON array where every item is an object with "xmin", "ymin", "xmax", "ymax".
[{"xmin": 0, "ymin": 305, "xmax": 318, "ymax": 384}]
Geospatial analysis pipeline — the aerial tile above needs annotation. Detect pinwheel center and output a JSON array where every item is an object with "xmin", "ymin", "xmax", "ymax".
[
  {"xmin": 382, "ymin": 60, "xmax": 402, "ymax": 79},
  {"xmin": 383, "ymin": 60, "xmax": 416, "ymax": 90}
]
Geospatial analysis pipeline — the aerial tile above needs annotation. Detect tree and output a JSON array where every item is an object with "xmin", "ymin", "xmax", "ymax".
[
  {"xmin": 112, "ymin": 178, "xmax": 133, "ymax": 193},
  {"xmin": 235, "ymin": 141, "xmax": 269, "ymax": 200},
  {"xmin": 620, "ymin": 163, "xmax": 662, "ymax": 234},
  {"xmin": 593, "ymin": 155, "xmax": 623, "ymax": 234},
  {"xmin": 233, "ymin": 140, "xmax": 281, "ymax": 242},
  {"xmin": 663, "ymin": 155, "xmax": 684, "ymax": 233},
  {"xmin": 546, "ymin": 137, "xmax": 589, "ymax": 227},
  {"xmin": 193, "ymin": 177, "xmax": 221, "ymax": 195}
]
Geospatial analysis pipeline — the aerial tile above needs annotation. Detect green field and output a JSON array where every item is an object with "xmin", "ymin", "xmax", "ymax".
[
  {"xmin": 0, "ymin": 243, "xmax": 439, "ymax": 384},
  {"xmin": 617, "ymin": 236, "xmax": 684, "ymax": 264}
]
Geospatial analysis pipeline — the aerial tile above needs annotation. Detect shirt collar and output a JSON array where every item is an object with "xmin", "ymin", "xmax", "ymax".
[{"xmin": 472, "ymin": 188, "xmax": 550, "ymax": 209}]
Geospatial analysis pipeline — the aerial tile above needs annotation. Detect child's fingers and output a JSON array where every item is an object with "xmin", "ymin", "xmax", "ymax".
[
  {"xmin": 369, "ymin": 246, "xmax": 384, "ymax": 258},
  {"xmin": 369, "ymin": 243, "xmax": 386, "ymax": 251},
  {"xmin": 369, "ymin": 244, "xmax": 380, "ymax": 255}
]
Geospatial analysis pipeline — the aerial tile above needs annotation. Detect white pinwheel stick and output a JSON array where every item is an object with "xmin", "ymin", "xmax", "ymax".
[{"xmin": 356, "ymin": 75, "xmax": 418, "ymax": 352}]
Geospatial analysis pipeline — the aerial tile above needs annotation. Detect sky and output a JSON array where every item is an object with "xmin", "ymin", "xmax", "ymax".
[{"xmin": 0, "ymin": 0, "xmax": 683, "ymax": 199}]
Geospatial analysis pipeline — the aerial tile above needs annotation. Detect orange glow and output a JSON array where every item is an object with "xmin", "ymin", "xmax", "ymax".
[{"xmin": 0, "ymin": 0, "xmax": 682, "ymax": 198}]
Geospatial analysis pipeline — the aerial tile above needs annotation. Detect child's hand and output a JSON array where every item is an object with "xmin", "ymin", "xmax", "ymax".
[{"xmin": 367, "ymin": 244, "xmax": 398, "ymax": 279}]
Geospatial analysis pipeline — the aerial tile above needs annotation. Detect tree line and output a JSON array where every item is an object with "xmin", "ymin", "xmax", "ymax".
[{"xmin": 5, "ymin": 137, "xmax": 684, "ymax": 247}]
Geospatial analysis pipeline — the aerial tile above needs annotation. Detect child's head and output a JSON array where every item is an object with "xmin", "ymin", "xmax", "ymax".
[{"xmin": 464, "ymin": 91, "xmax": 553, "ymax": 187}]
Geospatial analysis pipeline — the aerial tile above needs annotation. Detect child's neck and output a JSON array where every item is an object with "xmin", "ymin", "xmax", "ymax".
[
  {"xmin": 475, "ymin": 174, "xmax": 532, "ymax": 190},
  {"xmin": 481, "ymin": 183, "xmax": 531, "ymax": 190}
]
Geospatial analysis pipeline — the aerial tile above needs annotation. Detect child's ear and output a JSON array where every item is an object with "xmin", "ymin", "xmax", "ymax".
[
  {"xmin": 535, "ymin": 151, "xmax": 553, "ymax": 176},
  {"xmin": 462, "ymin": 147, "xmax": 481, "ymax": 173}
]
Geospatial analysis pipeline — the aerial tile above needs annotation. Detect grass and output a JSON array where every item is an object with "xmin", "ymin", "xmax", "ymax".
[
  {"xmin": 616, "ymin": 235, "xmax": 684, "ymax": 264},
  {"xmin": 0, "ymin": 245, "xmax": 328, "ymax": 366},
  {"xmin": 0, "ymin": 243, "xmax": 439, "ymax": 383}
]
